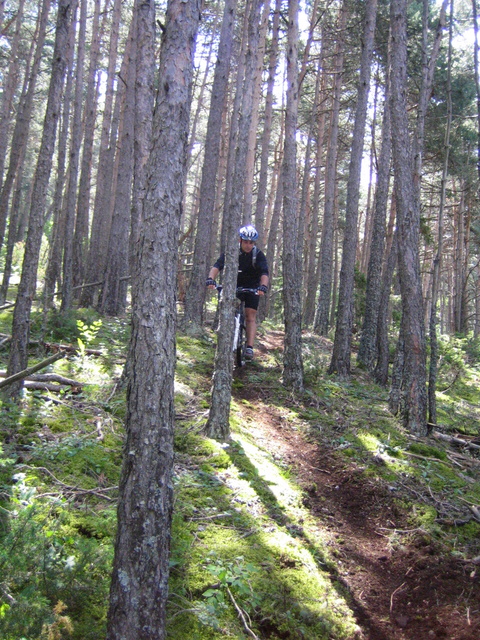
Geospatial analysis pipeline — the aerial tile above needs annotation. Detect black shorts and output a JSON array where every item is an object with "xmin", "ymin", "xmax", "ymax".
[{"xmin": 237, "ymin": 290, "xmax": 259, "ymax": 310}]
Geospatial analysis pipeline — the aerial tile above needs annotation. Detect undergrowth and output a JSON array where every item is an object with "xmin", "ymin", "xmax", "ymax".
[{"xmin": 0, "ymin": 309, "xmax": 479, "ymax": 638}]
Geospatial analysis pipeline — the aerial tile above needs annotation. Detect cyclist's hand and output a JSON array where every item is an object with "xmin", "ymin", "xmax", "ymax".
[
  {"xmin": 257, "ymin": 284, "xmax": 268, "ymax": 296},
  {"xmin": 206, "ymin": 277, "xmax": 217, "ymax": 289}
]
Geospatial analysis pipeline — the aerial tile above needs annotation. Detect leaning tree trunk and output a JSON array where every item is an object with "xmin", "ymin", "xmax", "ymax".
[
  {"xmin": 328, "ymin": 0, "xmax": 378, "ymax": 376},
  {"xmin": 389, "ymin": 0, "xmax": 428, "ymax": 435},
  {"xmin": 0, "ymin": 0, "xmax": 52, "ymax": 254},
  {"xmin": 0, "ymin": 0, "xmax": 25, "ymax": 192},
  {"xmin": 106, "ymin": 1, "xmax": 200, "ymax": 638},
  {"xmin": 206, "ymin": 0, "xmax": 264, "ymax": 440},
  {"xmin": 5, "ymin": 0, "xmax": 77, "ymax": 397}
]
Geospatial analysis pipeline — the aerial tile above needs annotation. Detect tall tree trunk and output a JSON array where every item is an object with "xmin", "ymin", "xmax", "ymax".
[
  {"xmin": 428, "ymin": 0, "xmax": 453, "ymax": 424},
  {"xmin": 183, "ymin": 0, "xmax": 237, "ymax": 330},
  {"xmin": 282, "ymin": 0, "xmax": 303, "ymax": 392},
  {"xmin": 314, "ymin": 4, "xmax": 346, "ymax": 336},
  {"xmin": 206, "ymin": 0, "xmax": 264, "ymax": 439},
  {"xmin": 5, "ymin": 0, "xmax": 77, "ymax": 397},
  {"xmin": 389, "ymin": 0, "xmax": 427, "ymax": 435},
  {"xmin": 106, "ymin": 1, "xmax": 200, "ymax": 638},
  {"xmin": 328, "ymin": 0, "xmax": 378, "ymax": 376}
]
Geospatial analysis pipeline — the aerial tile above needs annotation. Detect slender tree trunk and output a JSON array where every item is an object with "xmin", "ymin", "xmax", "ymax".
[
  {"xmin": 106, "ymin": 2, "xmax": 200, "ymax": 638},
  {"xmin": 5, "ymin": 0, "xmax": 77, "ymax": 397},
  {"xmin": 328, "ymin": 0, "xmax": 378, "ymax": 376},
  {"xmin": 60, "ymin": 0, "xmax": 84, "ymax": 313},
  {"xmin": 282, "ymin": 0, "xmax": 303, "ymax": 392},
  {"xmin": 183, "ymin": 0, "xmax": 237, "ymax": 330}
]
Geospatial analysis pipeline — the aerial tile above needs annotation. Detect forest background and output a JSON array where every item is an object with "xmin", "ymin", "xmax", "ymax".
[{"xmin": 1, "ymin": 0, "xmax": 480, "ymax": 638}]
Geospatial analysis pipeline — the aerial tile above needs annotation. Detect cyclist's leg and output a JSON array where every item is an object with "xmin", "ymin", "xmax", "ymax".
[
  {"xmin": 245, "ymin": 307, "xmax": 257, "ymax": 347},
  {"xmin": 243, "ymin": 292, "xmax": 259, "ymax": 353}
]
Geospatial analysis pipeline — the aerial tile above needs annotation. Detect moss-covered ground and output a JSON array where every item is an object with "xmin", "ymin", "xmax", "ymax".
[{"xmin": 0, "ymin": 309, "xmax": 479, "ymax": 639}]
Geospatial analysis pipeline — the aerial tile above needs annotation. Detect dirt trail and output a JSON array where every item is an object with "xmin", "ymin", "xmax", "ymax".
[{"xmin": 236, "ymin": 333, "xmax": 480, "ymax": 640}]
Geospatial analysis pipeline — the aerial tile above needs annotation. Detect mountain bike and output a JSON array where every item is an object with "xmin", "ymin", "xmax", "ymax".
[{"xmin": 216, "ymin": 286, "xmax": 258, "ymax": 367}]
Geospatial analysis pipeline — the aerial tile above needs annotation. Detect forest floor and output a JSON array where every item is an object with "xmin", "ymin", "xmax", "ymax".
[{"xmin": 233, "ymin": 330, "xmax": 480, "ymax": 640}]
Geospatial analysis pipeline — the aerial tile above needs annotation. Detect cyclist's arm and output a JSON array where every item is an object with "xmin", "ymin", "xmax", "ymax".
[
  {"xmin": 208, "ymin": 266, "xmax": 220, "ymax": 281},
  {"xmin": 257, "ymin": 274, "xmax": 269, "ymax": 295}
]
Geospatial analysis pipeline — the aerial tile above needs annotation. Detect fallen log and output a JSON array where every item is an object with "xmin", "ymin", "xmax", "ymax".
[
  {"xmin": 432, "ymin": 430, "xmax": 480, "ymax": 452},
  {"xmin": 0, "ymin": 351, "xmax": 67, "ymax": 390}
]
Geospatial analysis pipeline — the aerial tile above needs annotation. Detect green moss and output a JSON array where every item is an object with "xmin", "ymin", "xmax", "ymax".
[{"xmin": 408, "ymin": 443, "xmax": 447, "ymax": 460}]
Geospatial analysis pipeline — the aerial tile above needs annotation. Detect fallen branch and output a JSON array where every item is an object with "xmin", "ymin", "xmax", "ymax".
[
  {"xmin": 226, "ymin": 586, "xmax": 260, "ymax": 640},
  {"xmin": 0, "ymin": 351, "xmax": 66, "ymax": 390}
]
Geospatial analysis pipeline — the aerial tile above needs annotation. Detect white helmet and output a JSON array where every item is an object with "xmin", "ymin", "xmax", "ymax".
[{"xmin": 239, "ymin": 224, "xmax": 258, "ymax": 241}]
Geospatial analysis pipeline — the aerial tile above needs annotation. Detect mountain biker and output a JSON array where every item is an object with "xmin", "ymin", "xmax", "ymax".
[{"xmin": 206, "ymin": 224, "xmax": 269, "ymax": 360}]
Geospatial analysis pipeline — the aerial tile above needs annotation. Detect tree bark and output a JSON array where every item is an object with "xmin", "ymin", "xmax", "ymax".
[
  {"xmin": 106, "ymin": 1, "xmax": 200, "ymax": 638},
  {"xmin": 389, "ymin": 0, "xmax": 428, "ymax": 435}
]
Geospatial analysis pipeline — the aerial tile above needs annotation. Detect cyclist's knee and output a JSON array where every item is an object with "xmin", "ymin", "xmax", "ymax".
[{"xmin": 245, "ymin": 308, "xmax": 256, "ymax": 323}]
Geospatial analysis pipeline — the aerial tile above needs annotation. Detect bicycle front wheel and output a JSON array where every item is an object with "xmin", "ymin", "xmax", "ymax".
[{"xmin": 236, "ymin": 322, "xmax": 246, "ymax": 367}]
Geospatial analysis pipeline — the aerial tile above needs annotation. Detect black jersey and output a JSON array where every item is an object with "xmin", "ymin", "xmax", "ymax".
[{"xmin": 213, "ymin": 247, "xmax": 269, "ymax": 289}]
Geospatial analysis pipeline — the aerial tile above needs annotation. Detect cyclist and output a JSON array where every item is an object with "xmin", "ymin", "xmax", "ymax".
[{"xmin": 206, "ymin": 224, "xmax": 269, "ymax": 360}]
